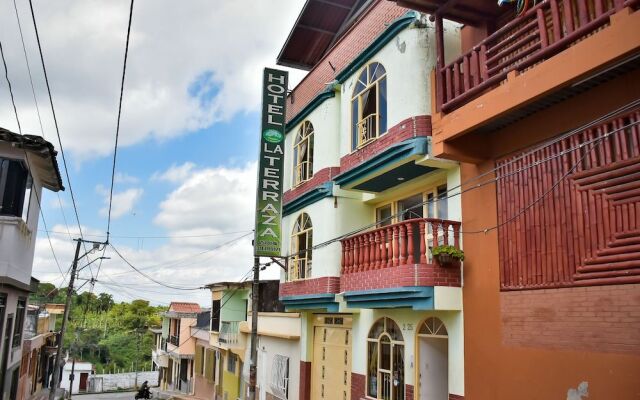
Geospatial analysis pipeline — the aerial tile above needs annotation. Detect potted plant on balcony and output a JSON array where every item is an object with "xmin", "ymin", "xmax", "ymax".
[{"xmin": 432, "ymin": 245, "xmax": 464, "ymax": 267}]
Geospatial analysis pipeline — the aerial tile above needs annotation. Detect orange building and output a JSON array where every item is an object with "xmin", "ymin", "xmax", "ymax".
[{"xmin": 391, "ymin": 0, "xmax": 640, "ymax": 398}]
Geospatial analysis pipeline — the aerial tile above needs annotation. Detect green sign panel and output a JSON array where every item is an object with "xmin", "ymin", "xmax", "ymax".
[{"xmin": 254, "ymin": 68, "xmax": 288, "ymax": 257}]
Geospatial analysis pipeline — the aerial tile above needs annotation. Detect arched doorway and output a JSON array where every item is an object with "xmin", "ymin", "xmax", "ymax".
[
  {"xmin": 366, "ymin": 317, "xmax": 404, "ymax": 400},
  {"xmin": 417, "ymin": 317, "xmax": 448, "ymax": 400}
]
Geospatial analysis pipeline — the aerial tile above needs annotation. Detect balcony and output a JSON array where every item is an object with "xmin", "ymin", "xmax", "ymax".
[
  {"xmin": 152, "ymin": 349, "xmax": 169, "ymax": 368},
  {"xmin": 334, "ymin": 115, "xmax": 449, "ymax": 193},
  {"xmin": 218, "ymin": 321, "xmax": 240, "ymax": 345},
  {"xmin": 402, "ymin": 0, "xmax": 640, "ymax": 160},
  {"xmin": 168, "ymin": 335, "xmax": 179, "ymax": 346},
  {"xmin": 437, "ymin": 0, "xmax": 638, "ymax": 113},
  {"xmin": 340, "ymin": 217, "xmax": 462, "ymax": 310}
]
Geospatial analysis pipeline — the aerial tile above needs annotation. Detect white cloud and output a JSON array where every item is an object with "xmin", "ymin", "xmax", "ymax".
[
  {"xmin": 154, "ymin": 162, "xmax": 256, "ymax": 232},
  {"xmin": 0, "ymin": 0, "xmax": 307, "ymax": 161},
  {"xmin": 151, "ymin": 162, "xmax": 196, "ymax": 183},
  {"xmin": 114, "ymin": 172, "xmax": 139, "ymax": 184},
  {"xmin": 98, "ymin": 187, "xmax": 144, "ymax": 219},
  {"xmin": 32, "ymin": 163, "xmax": 280, "ymax": 306}
]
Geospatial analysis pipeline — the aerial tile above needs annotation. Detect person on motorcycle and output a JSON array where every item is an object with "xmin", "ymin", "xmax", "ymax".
[{"xmin": 135, "ymin": 381, "xmax": 151, "ymax": 399}]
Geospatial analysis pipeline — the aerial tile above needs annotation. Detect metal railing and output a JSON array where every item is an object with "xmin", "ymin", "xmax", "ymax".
[
  {"xmin": 357, "ymin": 113, "xmax": 378, "ymax": 147},
  {"xmin": 287, "ymin": 255, "xmax": 312, "ymax": 281},
  {"xmin": 219, "ymin": 321, "xmax": 241, "ymax": 345},
  {"xmin": 169, "ymin": 335, "xmax": 179, "ymax": 346},
  {"xmin": 294, "ymin": 160, "xmax": 312, "ymax": 185}
]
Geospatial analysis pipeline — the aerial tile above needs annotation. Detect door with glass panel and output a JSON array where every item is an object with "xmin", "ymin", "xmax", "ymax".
[
  {"xmin": 367, "ymin": 318, "xmax": 404, "ymax": 400},
  {"xmin": 425, "ymin": 185, "xmax": 448, "ymax": 262}
]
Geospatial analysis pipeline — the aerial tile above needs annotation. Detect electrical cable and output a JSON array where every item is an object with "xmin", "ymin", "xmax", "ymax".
[
  {"xmin": 27, "ymin": 0, "xmax": 92, "ymax": 277},
  {"xmin": 106, "ymin": 231, "xmax": 253, "ymax": 277},
  {"xmin": 0, "ymin": 36, "xmax": 67, "ymax": 285},
  {"xmin": 40, "ymin": 229, "xmax": 254, "ymax": 240},
  {"xmin": 283, "ymin": 106, "xmax": 640, "ymax": 258},
  {"xmin": 110, "ymin": 244, "xmax": 206, "ymax": 290},
  {"xmin": 12, "ymin": 0, "xmax": 76, "ymax": 247},
  {"xmin": 105, "ymin": 0, "xmax": 135, "ymax": 243}
]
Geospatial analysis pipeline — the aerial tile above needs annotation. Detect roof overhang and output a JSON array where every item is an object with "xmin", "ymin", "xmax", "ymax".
[
  {"xmin": 0, "ymin": 128, "xmax": 64, "ymax": 192},
  {"xmin": 277, "ymin": 0, "xmax": 372, "ymax": 70},
  {"xmin": 391, "ymin": 0, "xmax": 502, "ymax": 26}
]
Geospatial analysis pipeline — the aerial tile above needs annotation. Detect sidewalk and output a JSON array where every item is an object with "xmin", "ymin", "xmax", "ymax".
[
  {"xmin": 29, "ymin": 388, "xmax": 66, "ymax": 400},
  {"xmin": 155, "ymin": 389, "xmax": 207, "ymax": 400}
]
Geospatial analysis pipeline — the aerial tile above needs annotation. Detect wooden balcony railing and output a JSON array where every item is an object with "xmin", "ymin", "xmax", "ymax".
[
  {"xmin": 341, "ymin": 218, "xmax": 461, "ymax": 274},
  {"xmin": 437, "ymin": 0, "xmax": 638, "ymax": 113}
]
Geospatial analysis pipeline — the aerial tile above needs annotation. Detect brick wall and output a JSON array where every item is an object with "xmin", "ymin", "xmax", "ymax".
[
  {"xmin": 340, "ymin": 115, "xmax": 432, "ymax": 172},
  {"xmin": 283, "ymin": 167, "xmax": 340, "ymax": 204},
  {"xmin": 405, "ymin": 384, "xmax": 414, "ymax": 399},
  {"xmin": 286, "ymin": 1, "xmax": 408, "ymax": 123},
  {"xmin": 342, "ymin": 263, "xmax": 461, "ymax": 292},
  {"xmin": 501, "ymin": 284, "xmax": 640, "ymax": 354},
  {"xmin": 299, "ymin": 361, "xmax": 311, "ymax": 400},
  {"xmin": 280, "ymin": 277, "xmax": 341, "ymax": 298},
  {"xmin": 351, "ymin": 372, "xmax": 366, "ymax": 400}
]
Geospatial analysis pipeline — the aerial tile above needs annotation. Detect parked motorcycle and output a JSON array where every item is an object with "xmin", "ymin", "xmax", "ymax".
[{"xmin": 135, "ymin": 381, "xmax": 152, "ymax": 399}]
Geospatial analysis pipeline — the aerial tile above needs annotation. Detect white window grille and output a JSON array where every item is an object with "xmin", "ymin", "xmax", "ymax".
[{"xmin": 270, "ymin": 354, "xmax": 289, "ymax": 399}]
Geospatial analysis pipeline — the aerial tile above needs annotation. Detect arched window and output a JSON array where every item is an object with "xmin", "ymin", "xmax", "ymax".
[
  {"xmin": 289, "ymin": 213, "xmax": 312, "ymax": 281},
  {"xmin": 418, "ymin": 317, "xmax": 448, "ymax": 337},
  {"xmin": 367, "ymin": 317, "xmax": 404, "ymax": 400},
  {"xmin": 293, "ymin": 121, "xmax": 314, "ymax": 186},
  {"xmin": 351, "ymin": 62, "xmax": 387, "ymax": 150}
]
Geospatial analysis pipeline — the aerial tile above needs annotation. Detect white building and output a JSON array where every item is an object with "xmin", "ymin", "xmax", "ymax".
[
  {"xmin": 60, "ymin": 360, "xmax": 93, "ymax": 395},
  {"xmin": 276, "ymin": 1, "xmax": 465, "ymax": 399},
  {"xmin": 0, "ymin": 128, "xmax": 64, "ymax": 398}
]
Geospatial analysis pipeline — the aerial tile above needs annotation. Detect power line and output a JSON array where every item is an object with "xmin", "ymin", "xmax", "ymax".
[
  {"xmin": 106, "ymin": 0, "xmax": 135, "ymax": 242},
  {"xmin": 282, "ymin": 101, "xmax": 640, "ymax": 258},
  {"xmin": 0, "ymin": 36, "xmax": 67, "ymax": 285},
  {"xmin": 106, "ymin": 231, "xmax": 253, "ymax": 277},
  {"xmin": 12, "ymin": 0, "xmax": 76, "ymax": 246},
  {"xmin": 0, "ymin": 39, "xmax": 22, "ymax": 133},
  {"xmin": 40, "ymin": 229, "xmax": 253, "ymax": 240},
  {"xmin": 27, "ymin": 0, "xmax": 92, "ymax": 277},
  {"xmin": 110, "ymin": 244, "xmax": 204, "ymax": 290}
]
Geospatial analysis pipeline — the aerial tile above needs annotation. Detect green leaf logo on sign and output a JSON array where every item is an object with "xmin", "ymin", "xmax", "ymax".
[{"xmin": 262, "ymin": 129, "xmax": 283, "ymax": 144}]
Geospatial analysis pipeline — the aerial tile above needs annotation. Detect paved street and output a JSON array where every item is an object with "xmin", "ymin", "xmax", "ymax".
[{"xmin": 74, "ymin": 392, "xmax": 137, "ymax": 399}]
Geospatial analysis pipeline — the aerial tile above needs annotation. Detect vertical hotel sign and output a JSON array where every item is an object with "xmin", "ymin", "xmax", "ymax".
[{"xmin": 254, "ymin": 68, "xmax": 288, "ymax": 257}]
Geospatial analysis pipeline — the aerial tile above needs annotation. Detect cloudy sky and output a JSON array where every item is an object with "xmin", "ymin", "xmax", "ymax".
[{"xmin": 0, "ymin": 0, "xmax": 307, "ymax": 305}]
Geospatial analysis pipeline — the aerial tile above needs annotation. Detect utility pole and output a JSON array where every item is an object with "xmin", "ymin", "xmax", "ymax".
[
  {"xmin": 49, "ymin": 239, "xmax": 101, "ymax": 400},
  {"xmin": 248, "ymin": 256, "xmax": 260, "ymax": 400}
]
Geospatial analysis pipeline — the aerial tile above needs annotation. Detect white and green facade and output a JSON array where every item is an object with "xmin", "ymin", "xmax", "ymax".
[{"xmin": 276, "ymin": 1, "xmax": 465, "ymax": 399}]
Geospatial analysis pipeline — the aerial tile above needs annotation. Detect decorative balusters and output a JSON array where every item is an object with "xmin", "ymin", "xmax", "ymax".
[
  {"xmin": 340, "ymin": 218, "xmax": 462, "ymax": 274},
  {"xmin": 419, "ymin": 220, "xmax": 427, "ymax": 264},
  {"xmin": 406, "ymin": 222, "xmax": 415, "ymax": 264},
  {"xmin": 437, "ymin": 0, "xmax": 626, "ymax": 113}
]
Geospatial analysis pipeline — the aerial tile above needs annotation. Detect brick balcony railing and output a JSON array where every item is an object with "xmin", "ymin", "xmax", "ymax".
[
  {"xmin": 437, "ymin": 0, "xmax": 640, "ymax": 113},
  {"xmin": 341, "ymin": 218, "xmax": 462, "ymax": 291}
]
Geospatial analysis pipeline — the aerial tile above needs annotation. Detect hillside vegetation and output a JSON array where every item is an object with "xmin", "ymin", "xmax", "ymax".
[{"xmin": 32, "ymin": 283, "xmax": 166, "ymax": 374}]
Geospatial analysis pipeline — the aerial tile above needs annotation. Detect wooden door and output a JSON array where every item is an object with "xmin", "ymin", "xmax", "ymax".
[
  {"xmin": 311, "ymin": 326, "xmax": 352, "ymax": 400},
  {"xmin": 79, "ymin": 372, "xmax": 88, "ymax": 391}
]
